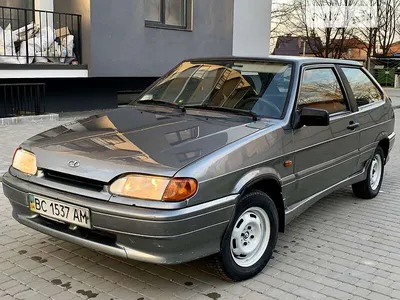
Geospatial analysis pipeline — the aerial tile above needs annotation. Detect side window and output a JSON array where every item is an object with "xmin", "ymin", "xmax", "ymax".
[
  {"xmin": 342, "ymin": 68, "xmax": 383, "ymax": 107},
  {"xmin": 298, "ymin": 68, "xmax": 348, "ymax": 114}
]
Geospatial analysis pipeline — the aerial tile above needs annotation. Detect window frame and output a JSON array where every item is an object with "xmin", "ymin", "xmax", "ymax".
[
  {"xmin": 295, "ymin": 64, "xmax": 353, "ymax": 118},
  {"xmin": 145, "ymin": 0, "xmax": 193, "ymax": 31},
  {"xmin": 338, "ymin": 66, "xmax": 385, "ymax": 109}
]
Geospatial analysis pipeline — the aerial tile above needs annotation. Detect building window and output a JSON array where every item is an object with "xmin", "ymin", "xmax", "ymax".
[
  {"xmin": 145, "ymin": 0, "xmax": 192, "ymax": 31},
  {"xmin": 0, "ymin": 0, "xmax": 34, "ymax": 28},
  {"xmin": 0, "ymin": 0, "xmax": 33, "ymax": 9}
]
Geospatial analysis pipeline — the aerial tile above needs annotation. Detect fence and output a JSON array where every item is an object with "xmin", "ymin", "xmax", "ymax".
[
  {"xmin": 0, "ymin": 83, "xmax": 46, "ymax": 118},
  {"xmin": 0, "ymin": 5, "xmax": 82, "ymax": 64},
  {"xmin": 368, "ymin": 57, "xmax": 400, "ymax": 88}
]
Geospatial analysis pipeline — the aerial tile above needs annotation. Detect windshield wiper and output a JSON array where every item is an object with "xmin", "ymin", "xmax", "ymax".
[
  {"xmin": 137, "ymin": 99, "xmax": 186, "ymax": 112},
  {"xmin": 184, "ymin": 105, "xmax": 258, "ymax": 121}
]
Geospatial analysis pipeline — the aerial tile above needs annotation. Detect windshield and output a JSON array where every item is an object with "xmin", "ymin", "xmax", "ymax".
[{"xmin": 134, "ymin": 60, "xmax": 293, "ymax": 119}]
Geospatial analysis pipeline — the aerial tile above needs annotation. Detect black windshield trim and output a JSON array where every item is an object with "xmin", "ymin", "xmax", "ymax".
[
  {"xmin": 184, "ymin": 105, "xmax": 258, "ymax": 121},
  {"xmin": 137, "ymin": 99, "xmax": 186, "ymax": 112}
]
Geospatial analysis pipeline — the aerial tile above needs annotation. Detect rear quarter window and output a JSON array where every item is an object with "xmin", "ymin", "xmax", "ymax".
[{"xmin": 342, "ymin": 68, "xmax": 383, "ymax": 107}]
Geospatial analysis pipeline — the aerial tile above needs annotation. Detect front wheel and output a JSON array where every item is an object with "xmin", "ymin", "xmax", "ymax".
[
  {"xmin": 209, "ymin": 191, "xmax": 279, "ymax": 281},
  {"xmin": 352, "ymin": 146, "xmax": 385, "ymax": 199}
]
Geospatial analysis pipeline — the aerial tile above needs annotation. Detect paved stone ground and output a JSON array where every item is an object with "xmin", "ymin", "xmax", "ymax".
[
  {"xmin": 385, "ymin": 89, "xmax": 400, "ymax": 108},
  {"xmin": 1, "ymin": 105, "xmax": 400, "ymax": 299}
]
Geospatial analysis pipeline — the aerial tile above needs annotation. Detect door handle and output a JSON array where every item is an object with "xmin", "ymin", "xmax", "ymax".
[{"xmin": 347, "ymin": 122, "xmax": 360, "ymax": 130}]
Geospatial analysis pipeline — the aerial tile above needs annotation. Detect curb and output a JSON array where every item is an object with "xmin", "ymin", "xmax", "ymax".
[{"xmin": 0, "ymin": 113, "xmax": 59, "ymax": 126}]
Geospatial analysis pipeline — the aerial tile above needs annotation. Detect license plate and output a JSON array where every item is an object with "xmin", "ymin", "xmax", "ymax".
[{"xmin": 29, "ymin": 194, "xmax": 91, "ymax": 229}]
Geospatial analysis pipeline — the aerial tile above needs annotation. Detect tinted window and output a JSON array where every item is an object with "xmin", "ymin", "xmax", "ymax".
[
  {"xmin": 145, "ymin": 0, "xmax": 162, "ymax": 22},
  {"xmin": 136, "ymin": 61, "xmax": 293, "ymax": 118},
  {"xmin": 298, "ymin": 68, "xmax": 347, "ymax": 114},
  {"xmin": 342, "ymin": 68, "xmax": 383, "ymax": 107},
  {"xmin": 0, "ymin": 0, "xmax": 34, "ymax": 27}
]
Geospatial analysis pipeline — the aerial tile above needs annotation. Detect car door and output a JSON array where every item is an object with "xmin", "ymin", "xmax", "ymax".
[
  {"xmin": 290, "ymin": 65, "xmax": 360, "ymax": 205},
  {"xmin": 339, "ymin": 66, "xmax": 390, "ymax": 173}
]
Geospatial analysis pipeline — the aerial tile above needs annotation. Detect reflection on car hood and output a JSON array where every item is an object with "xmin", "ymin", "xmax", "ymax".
[{"xmin": 22, "ymin": 107, "xmax": 270, "ymax": 182}]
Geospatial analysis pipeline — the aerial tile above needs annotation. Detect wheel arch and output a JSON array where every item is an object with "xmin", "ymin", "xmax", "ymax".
[
  {"xmin": 238, "ymin": 175, "xmax": 285, "ymax": 233},
  {"xmin": 378, "ymin": 138, "xmax": 390, "ymax": 163}
]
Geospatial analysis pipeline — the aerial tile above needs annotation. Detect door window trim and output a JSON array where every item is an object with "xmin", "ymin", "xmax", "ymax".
[{"xmin": 295, "ymin": 64, "xmax": 353, "ymax": 118}]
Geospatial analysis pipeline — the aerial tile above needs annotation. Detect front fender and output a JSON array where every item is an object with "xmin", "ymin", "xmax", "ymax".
[{"xmin": 232, "ymin": 167, "xmax": 282, "ymax": 194}]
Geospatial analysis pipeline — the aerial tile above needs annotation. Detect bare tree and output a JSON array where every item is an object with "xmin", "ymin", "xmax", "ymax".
[
  {"xmin": 352, "ymin": 0, "xmax": 378, "ymax": 58},
  {"xmin": 276, "ymin": 0, "xmax": 359, "ymax": 58},
  {"xmin": 271, "ymin": 0, "xmax": 400, "ymax": 57},
  {"xmin": 270, "ymin": 1, "xmax": 302, "ymax": 52},
  {"xmin": 271, "ymin": 1, "xmax": 299, "ymax": 38},
  {"xmin": 377, "ymin": 0, "xmax": 399, "ymax": 56},
  {"xmin": 355, "ymin": 27, "xmax": 377, "ymax": 58}
]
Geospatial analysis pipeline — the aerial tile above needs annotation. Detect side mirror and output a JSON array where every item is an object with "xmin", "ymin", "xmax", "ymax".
[{"xmin": 299, "ymin": 107, "xmax": 330, "ymax": 127}]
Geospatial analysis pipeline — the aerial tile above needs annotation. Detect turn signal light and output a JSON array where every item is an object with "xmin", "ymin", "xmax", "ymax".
[{"xmin": 162, "ymin": 178, "xmax": 198, "ymax": 202}]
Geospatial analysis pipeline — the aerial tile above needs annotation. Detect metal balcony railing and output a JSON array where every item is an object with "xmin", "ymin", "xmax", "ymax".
[
  {"xmin": 0, "ymin": 6, "xmax": 82, "ymax": 65},
  {"xmin": 0, "ymin": 83, "xmax": 46, "ymax": 118}
]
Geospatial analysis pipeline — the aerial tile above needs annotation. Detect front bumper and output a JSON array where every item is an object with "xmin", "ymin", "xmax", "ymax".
[{"xmin": 2, "ymin": 172, "xmax": 237, "ymax": 264}]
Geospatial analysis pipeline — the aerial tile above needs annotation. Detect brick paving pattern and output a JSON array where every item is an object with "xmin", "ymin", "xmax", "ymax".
[{"xmin": 1, "ymin": 108, "xmax": 400, "ymax": 299}]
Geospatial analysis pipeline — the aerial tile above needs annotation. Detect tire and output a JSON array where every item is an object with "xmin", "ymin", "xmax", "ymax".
[
  {"xmin": 352, "ymin": 146, "xmax": 385, "ymax": 199},
  {"xmin": 208, "ymin": 191, "xmax": 279, "ymax": 281}
]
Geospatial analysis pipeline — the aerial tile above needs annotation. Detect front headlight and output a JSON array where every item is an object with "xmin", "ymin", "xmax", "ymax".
[
  {"xmin": 12, "ymin": 148, "xmax": 37, "ymax": 175},
  {"xmin": 110, "ymin": 175, "xmax": 197, "ymax": 202}
]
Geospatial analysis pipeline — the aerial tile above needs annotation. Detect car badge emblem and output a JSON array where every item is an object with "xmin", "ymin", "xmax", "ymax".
[{"xmin": 68, "ymin": 160, "xmax": 80, "ymax": 168}]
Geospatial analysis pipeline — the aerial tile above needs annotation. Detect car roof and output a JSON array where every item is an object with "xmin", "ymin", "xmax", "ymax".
[{"xmin": 188, "ymin": 55, "xmax": 362, "ymax": 67}]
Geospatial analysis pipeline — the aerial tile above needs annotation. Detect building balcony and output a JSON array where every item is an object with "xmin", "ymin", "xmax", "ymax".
[{"xmin": 0, "ymin": 4, "xmax": 87, "ymax": 78}]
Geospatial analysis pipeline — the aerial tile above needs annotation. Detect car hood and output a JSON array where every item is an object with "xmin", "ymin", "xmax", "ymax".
[{"xmin": 22, "ymin": 107, "xmax": 268, "ymax": 182}]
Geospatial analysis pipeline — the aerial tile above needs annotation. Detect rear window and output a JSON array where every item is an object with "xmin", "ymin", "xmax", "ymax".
[{"xmin": 342, "ymin": 68, "xmax": 383, "ymax": 107}]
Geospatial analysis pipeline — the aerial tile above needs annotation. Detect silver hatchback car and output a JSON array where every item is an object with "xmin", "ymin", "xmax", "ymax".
[{"xmin": 3, "ymin": 57, "xmax": 395, "ymax": 281}]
